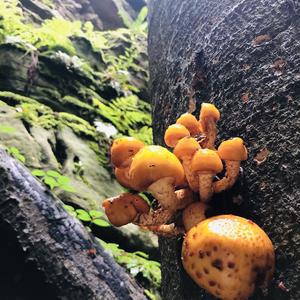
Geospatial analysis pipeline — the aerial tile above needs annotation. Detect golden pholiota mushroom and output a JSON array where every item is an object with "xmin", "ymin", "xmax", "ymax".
[
  {"xmin": 129, "ymin": 145, "xmax": 185, "ymax": 211},
  {"xmin": 110, "ymin": 136, "xmax": 144, "ymax": 168},
  {"xmin": 164, "ymin": 124, "xmax": 190, "ymax": 147},
  {"xmin": 214, "ymin": 137, "xmax": 248, "ymax": 193},
  {"xmin": 182, "ymin": 215, "xmax": 275, "ymax": 300},
  {"xmin": 199, "ymin": 103, "xmax": 220, "ymax": 149},
  {"xmin": 191, "ymin": 149, "xmax": 223, "ymax": 202},
  {"xmin": 182, "ymin": 202, "xmax": 208, "ymax": 231},
  {"xmin": 102, "ymin": 193, "xmax": 150, "ymax": 227},
  {"xmin": 173, "ymin": 137, "xmax": 200, "ymax": 192},
  {"xmin": 114, "ymin": 167, "xmax": 133, "ymax": 189},
  {"xmin": 176, "ymin": 113, "xmax": 201, "ymax": 136}
]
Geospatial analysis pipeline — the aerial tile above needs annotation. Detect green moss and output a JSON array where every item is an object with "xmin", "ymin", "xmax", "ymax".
[
  {"xmin": 62, "ymin": 95, "xmax": 95, "ymax": 111},
  {"xmin": 0, "ymin": 91, "xmax": 37, "ymax": 106},
  {"xmin": 58, "ymin": 112, "xmax": 96, "ymax": 139},
  {"xmin": 88, "ymin": 140, "xmax": 110, "ymax": 167}
]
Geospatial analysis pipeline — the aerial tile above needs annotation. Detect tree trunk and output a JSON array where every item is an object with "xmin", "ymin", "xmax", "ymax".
[
  {"xmin": 0, "ymin": 149, "xmax": 146, "ymax": 300},
  {"xmin": 148, "ymin": 0, "xmax": 300, "ymax": 300}
]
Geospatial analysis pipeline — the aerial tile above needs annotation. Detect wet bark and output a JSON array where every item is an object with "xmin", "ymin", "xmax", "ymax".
[
  {"xmin": 148, "ymin": 0, "xmax": 300, "ymax": 299},
  {"xmin": 0, "ymin": 149, "xmax": 146, "ymax": 300}
]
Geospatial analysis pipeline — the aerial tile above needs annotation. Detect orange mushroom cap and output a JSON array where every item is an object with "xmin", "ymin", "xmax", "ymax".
[
  {"xmin": 182, "ymin": 215, "xmax": 275, "ymax": 300},
  {"xmin": 129, "ymin": 145, "xmax": 185, "ymax": 191},
  {"xmin": 217, "ymin": 137, "xmax": 248, "ymax": 161},
  {"xmin": 164, "ymin": 124, "xmax": 190, "ymax": 148},
  {"xmin": 111, "ymin": 137, "xmax": 144, "ymax": 168},
  {"xmin": 199, "ymin": 103, "xmax": 220, "ymax": 130},
  {"xmin": 102, "ymin": 193, "xmax": 149, "ymax": 226},
  {"xmin": 176, "ymin": 113, "xmax": 201, "ymax": 136},
  {"xmin": 191, "ymin": 149, "xmax": 223, "ymax": 173},
  {"xmin": 173, "ymin": 137, "xmax": 200, "ymax": 160},
  {"xmin": 114, "ymin": 167, "xmax": 133, "ymax": 189}
]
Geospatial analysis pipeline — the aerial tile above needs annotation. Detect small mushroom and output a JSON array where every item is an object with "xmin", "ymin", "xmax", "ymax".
[
  {"xmin": 102, "ymin": 193, "xmax": 150, "ymax": 226},
  {"xmin": 214, "ymin": 137, "xmax": 248, "ymax": 193},
  {"xmin": 129, "ymin": 145, "xmax": 185, "ymax": 211},
  {"xmin": 182, "ymin": 215, "xmax": 275, "ymax": 300},
  {"xmin": 176, "ymin": 113, "xmax": 201, "ymax": 136},
  {"xmin": 191, "ymin": 149, "xmax": 223, "ymax": 202},
  {"xmin": 199, "ymin": 103, "xmax": 220, "ymax": 149},
  {"xmin": 173, "ymin": 137, "xmax": 200, "ymax": 192},
  {"xmin": 111, "ymin": 137, "xmax": 144, "ymax": 168},
  {"xmin": 164, "ymin": 124, "xmax": 190, "ymax": 147},
  {"xmin": 182, "ymin": 202, "xmax": 208, "ymax": 231}
]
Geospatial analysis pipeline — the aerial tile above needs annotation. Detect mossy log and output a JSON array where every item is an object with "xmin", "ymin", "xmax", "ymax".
[
  {"xmin": 148, "ymin": 0, "xmax": 299, "ymax": 299},
  {"xmin": 0, "ymin": 149, "xmax": 146, "ymax": 300}
]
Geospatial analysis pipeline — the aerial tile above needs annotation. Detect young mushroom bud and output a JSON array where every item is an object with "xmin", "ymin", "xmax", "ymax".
[
  {"xmin": 191, "ymin": 149, "xmax": 223, "ymax": 202},
  {"xmin": 164, "ymin": 124, "xmax": 190, "ymax": 147},
  {"xmin": 111, "ymin": 137, "xmax": 144, "ymax": 168},
  {"xmin": 176, "ymin": 113, "xmax": 202, "ymax": 136},
  {"xmin": 129, "ymin": 145, "xmax": 185, "ymax": 211},
  {"xmin": 182, "ymin": 202, "xmax": 208, "ymax": 232},
  {"xmin": 199, "ymin": 103, "xmax": 220, "ymax": 149},
  {"xmin": 102, "ymin": 193, "xmax": 150, "ymax": 227},
  {"xmin": 214, "ymin": 137, "xmax": 248, "ymax": 193},
  {"xmin": 182, "ymin": 215, "xmax": 275, "ymax": 300},
  {"xmin": 173, "ymin": 137, "xmax": 200, "ymax": 192}
]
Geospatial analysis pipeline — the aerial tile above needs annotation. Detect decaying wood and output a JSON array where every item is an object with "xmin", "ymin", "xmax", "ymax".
[{"xmin": 0, "ymin": 149, "xmax": 146, "ymax": 300}]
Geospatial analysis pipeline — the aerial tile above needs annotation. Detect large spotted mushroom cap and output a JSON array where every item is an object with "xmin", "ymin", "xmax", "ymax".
[{"xmin": 182, "ymin": 215, "xmax": 275, "ymax": 300}]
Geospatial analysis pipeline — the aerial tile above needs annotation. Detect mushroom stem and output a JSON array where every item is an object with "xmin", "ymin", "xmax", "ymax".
[
  {"xmin": 147, "ymin": 177, "xmax": 179, "ymax": 211},
  {"xmin": 140, "ymin": 224, "xmax": 185, "ymax": 236},
  {"xmin": 133, "ymin": 208, "xmax": 173, "ymax": 226},
  {"xmin": 213, "ymin": 160, "xmax": 241, "ymax": 193},
  {"xmin": 202, "ymin": 118, "xmax": 217, "ymax": 149},
  {"xmin": 182, "ymin": 158, "xmax": 198, "ymax": 192},
  {"xmin": 182, "ymin": 202, "xmax": 208, "ymax": 231},
  {"xmin": 198, "ymin": 172, "xmax": 214, "ymax": 202}
]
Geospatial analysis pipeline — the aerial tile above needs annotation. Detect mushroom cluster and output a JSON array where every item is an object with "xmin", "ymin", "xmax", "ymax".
[{"xmin": 102, "ymin": 103, "xmax": 275, "ymax": 299}]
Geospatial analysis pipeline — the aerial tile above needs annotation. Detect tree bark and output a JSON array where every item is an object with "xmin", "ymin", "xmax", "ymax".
[
  {"xmin": 148, "ymin": 0, "xmax": 300, "ymax": 300},
  {"xmin": 0, "ymin": 149, "xmax": 146, "ymax": 300}
]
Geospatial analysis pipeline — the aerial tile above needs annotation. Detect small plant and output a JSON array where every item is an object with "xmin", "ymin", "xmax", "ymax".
[
  {"xmin": 63, "ymin": 203, "xmax": 161, "ymax": 298},
  {"xmin": 7, "ymin": 146, "xmax": 26, "ymax": 163},
  {"xmin": 63, "ymin": 205, "xmax": 110, "ymax": 227},
  {"xmin": 98, "ymin": 238, "xmax": 161, "ymax": 297},
  {"xmin": 32, "ymin": 169, "xmax": 75, "ymax": 192}
]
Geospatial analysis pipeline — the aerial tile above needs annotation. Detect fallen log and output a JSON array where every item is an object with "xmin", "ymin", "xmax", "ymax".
[{"xmin": 0, "ymin": 149, "xmax": 146, "ymax": 300}]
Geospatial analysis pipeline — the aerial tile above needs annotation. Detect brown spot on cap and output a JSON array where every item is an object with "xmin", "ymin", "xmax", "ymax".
[
  {"xmin": 204, "ymin": 267, "xmax": 209, "ymax": 274},
  {"xmin": 212, "ymin": 259, "xmax": 223, "ymax": 271},
  {"xmin": 209, "ymin": 280, "xmax": 216, "ymax": 287},
  {"xmin": 198, "ymin": 250, "xmax": 205, "ymax": 259},
  {"xmin": 228, "ymin": 262, "xmax": 235, "ymax": 269},
  {"xmin": 196, "ymin": 271, "xmax": 202, "ymax": 278}
]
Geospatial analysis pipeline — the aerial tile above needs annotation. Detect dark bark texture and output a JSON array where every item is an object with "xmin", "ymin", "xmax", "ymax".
[
  {"xmin": 0, "ymin": 149, "xmax": 146, "ymax": 300},
  {"xmin": 148, "ymin": 0, "xmax": 300, "ymax": 300}
]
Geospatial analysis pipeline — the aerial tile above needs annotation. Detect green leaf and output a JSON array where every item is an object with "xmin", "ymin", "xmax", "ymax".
[
  {"xmin": 7, "ymin": 146, "xmax": 19, "ymax": 155},
  {"xmin": 44, "ymin": 176, "xmax": 59, "ymax": 190},
  {"xmin": 89, "ymin": 210, "xmax": 103, "ymax": 219},
  {"xmin": 76, "ymin": 209, "xmax": 91, "ymax": 222},
  {"xmin": 32, "ymin": 169, "xmax": 46, "ymax": 177},
  {"xmin": 134, "ymin": 251, "xmax": 149, "ymax": 259},
  {"xmin": 63, "ymin": 204, "xmax": 75, "ymax": 212},
  {"xmin": 60, "ymin": 184, "xmax": 75, "ymax": 193},
  {"xmin": 92, "ymin": 219, "xmax": 110, "ymax": 227},
  {"xmin": 46, "ymin": 170, "xmax": 61, "ymax": 178},
  {"xmin": 57, "ymin": 175, "xmax": 70, "ymax": 185},
  {"xmin": 16, "ymin": 153, "xmax": 25, "ymax": 163},
  {"xmin": 144, "ymin": 289, "xmax": 156, "ymax": 300}
]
